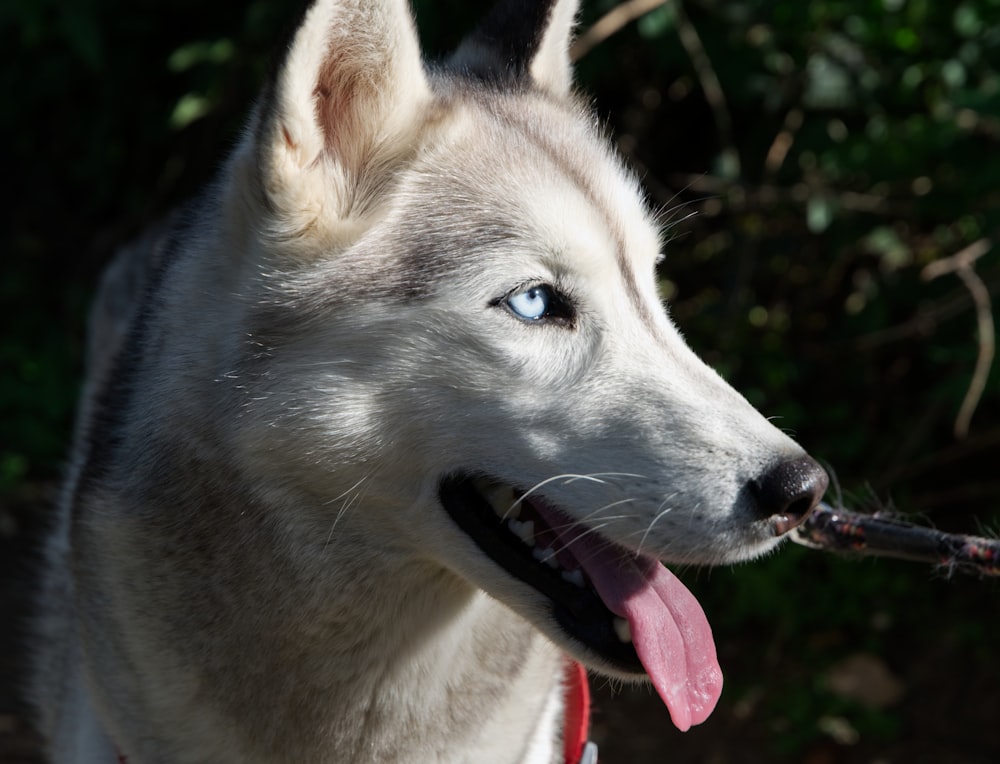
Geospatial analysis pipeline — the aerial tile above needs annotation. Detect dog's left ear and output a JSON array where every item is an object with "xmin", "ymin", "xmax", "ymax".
[
  {"xmin": 450, "ymin": 0, "xmax": 579, "ymax": 96},
  {"xmin": 241, "ymin": 0, "xmax": 431, "ymax": 250}
]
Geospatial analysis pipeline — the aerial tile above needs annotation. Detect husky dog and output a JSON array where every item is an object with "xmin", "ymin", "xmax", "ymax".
[{"xmin": 32, "ymin": 0, "xmax": 829, "ymax": 761}]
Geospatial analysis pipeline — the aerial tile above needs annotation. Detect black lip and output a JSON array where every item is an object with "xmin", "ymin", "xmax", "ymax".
[{"xmin": 439, "ymin": 473, "xmax": 643, "ymax": 674}]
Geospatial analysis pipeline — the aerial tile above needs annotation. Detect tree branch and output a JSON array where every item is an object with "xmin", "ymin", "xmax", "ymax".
[
  {"xmin": 922, "ymin": 238, "xmax": 996, "ymax": 439},
  {"xmin": 571, "ymin": 0, "xmax": 669, "ymax": 61}
]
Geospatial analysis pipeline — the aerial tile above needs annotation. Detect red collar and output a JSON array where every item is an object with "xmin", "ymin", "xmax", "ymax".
[
  {"xmin": 118, "ymin": 662, "xmax": 594, "ymax": 764},
  {"xmin": 563, "ymin": 660, "xmax": 594, "ymax": 764}
]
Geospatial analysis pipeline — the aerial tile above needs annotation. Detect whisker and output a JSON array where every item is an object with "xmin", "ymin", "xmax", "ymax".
[
  {"xmin": 540, "ymin": 496, "xmax": 643, "ymax": 564},
  {"xmin": 575, "ymin": 499, "xmax": 639, "ymax": 526},
  {"xmin": 535, "ymin": 516, "xmax": 636, "ymax": 565},
  {"xmin": 506, "ymin": 472, "xmax": 645, "ymax": 520},
  {"xmin": 635, "ymin": 494, "xmax": 678, "ymax": 559},
  {"xmin": 323, "ymin": 475, "xmax": 370, "ymax": 550}
]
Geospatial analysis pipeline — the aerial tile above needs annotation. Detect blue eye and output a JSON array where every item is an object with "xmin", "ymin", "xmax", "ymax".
[
  {"xmin": 500, "ymin": 283, "xmax": 575, "ymax": 326},
  {"xmin": 507, "ymin": 285, "xmax": 551, "ymax": 320}
]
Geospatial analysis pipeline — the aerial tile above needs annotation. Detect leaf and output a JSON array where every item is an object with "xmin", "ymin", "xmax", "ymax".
[
  {"xmin": 169, "ymin": 93, "xmax": 211, "ymax": 130},
  {"xmin": 807, "ymin": 195, "xmax": 837, "ymax": 233}
]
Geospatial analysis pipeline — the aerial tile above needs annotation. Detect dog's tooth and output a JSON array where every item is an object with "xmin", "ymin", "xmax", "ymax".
[
  {"xmin": 484, "ymin": 484, "xmax": 519, "ymax": 518},
  {"xmin": 613, "ymin": 617, "xmax": 632, "ymax": 643},
  {"xmin": 517, "ymin": 520, "xmax": 535, "ymax": 545},
  {"xmin": 508, "ymin": 519, "xmax": 535, "ymax": 546},
  {"xmin": 561, "ymin": 568, "xmax": 585, "ymax": 588},
  {"xmin": 533, "ymin": 546, "xmax": 559, "ymax": 568},
  {"xmin": 506, "ymin": 498, "xmax": 521, "ymax": 520}
]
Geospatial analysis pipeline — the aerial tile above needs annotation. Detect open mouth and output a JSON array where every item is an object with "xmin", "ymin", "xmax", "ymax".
[
  {"xmin": 439, "ymin": 474, "xmax": 642, "ymax": 672},
  {"xmin": 439, "ymin": 472, "xmax": 724, "ymax": 731}
]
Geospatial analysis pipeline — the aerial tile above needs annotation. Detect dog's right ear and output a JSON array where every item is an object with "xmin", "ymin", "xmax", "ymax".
[
  {"xmin": 241, "ymin": 0, "xmax": 431, "ymax": 251},
  {"xmin": 450, "ymin": 0, "xmax": 579, "ymax": 96}
]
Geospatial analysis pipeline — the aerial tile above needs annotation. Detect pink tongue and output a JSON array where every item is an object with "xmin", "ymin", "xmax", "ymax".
[{"xmin": 548, "ymin": 520, "xmax": 723, "ymax": 731}]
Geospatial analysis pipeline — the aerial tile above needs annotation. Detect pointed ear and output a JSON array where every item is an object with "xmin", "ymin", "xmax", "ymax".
[
  {"xmin": 245, "ymin": 0, "xmax": 431, "ymax": 245},
  {"xmin": 449, "ymin": 0, "xmax": 579, "ymax": 96}
]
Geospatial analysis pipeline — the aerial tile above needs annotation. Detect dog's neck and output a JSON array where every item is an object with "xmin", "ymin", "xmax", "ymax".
[
  {"xmin": 286, "ymin": 555, "xmax": 566, "ymax": 762},
  {"xmin": 84, "ymin": 473, "xmax": 566, "ymax": 763},
  {"xmin": 260, "ymin": 587, "xmax": 566, "ymax": 763}
]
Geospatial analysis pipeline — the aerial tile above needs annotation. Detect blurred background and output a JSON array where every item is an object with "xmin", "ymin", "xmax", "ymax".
[{"xmin": 2, "ymin": 0, "xmax": 998, "ymax": 761}]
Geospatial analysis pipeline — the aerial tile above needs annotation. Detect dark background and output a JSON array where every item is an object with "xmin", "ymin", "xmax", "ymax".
[{"xmin": 3, "ymin": 0, "xmax": 999, "ymax": 761}]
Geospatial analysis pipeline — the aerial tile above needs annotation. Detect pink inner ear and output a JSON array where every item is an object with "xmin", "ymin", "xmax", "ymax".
[{"xmin": 314, "ymin": 47, "xmax": 362, "ymax": 157}]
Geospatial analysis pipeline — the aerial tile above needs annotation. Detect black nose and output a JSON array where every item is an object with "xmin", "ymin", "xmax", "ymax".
[{"xmin": 751, "ymin": 456, "xmax": 829, "ymax": 534}]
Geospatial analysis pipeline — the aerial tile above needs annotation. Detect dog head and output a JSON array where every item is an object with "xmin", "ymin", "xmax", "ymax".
[{"xmin": 219, "ymin": 0, "xmax": 828, "ymax": 730}]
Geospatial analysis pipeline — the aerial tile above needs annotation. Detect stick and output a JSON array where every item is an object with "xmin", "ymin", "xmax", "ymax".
[{"xmin": 791, "ymin": 502, "xmax": 1000, "ymax": 578}]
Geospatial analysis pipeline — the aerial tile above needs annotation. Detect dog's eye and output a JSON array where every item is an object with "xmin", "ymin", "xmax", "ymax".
[
  {"xmin": 507, "ymin": 286, "xmax": 550, "ymax": 319},
  {"xmin": 504, "ymin": 284, "xmax": 574, "ymax": 326}
]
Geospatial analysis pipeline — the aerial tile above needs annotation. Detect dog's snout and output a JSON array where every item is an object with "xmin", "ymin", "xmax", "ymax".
[{"xmin": 752, "ymin": 456, "xmax": 829, "ymax": 534}]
